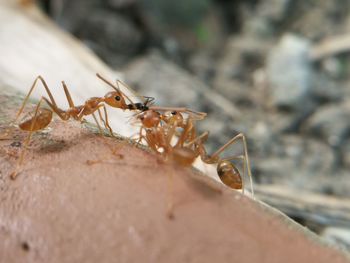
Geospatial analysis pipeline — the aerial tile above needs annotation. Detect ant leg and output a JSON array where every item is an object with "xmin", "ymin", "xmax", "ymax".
[
  {"xmin": 61, "ymin": 81, "xmax": 75, "ymax": 108},
  {"xmin": 174, "ymin": 120, "xmax": 196, "ymax": 148},
  {"xmin": 96, "ymin": 108, "xmax": 109, "ymax": 134},
  {"xmin": 136, "ymin": 127, "xmax": 145, "ymax": 144},
  {"xmin": 166, "ymin": 168, "xmax": 175, "ymax": 219},
  {"xmin": 149, "ymin": 106, "xmax": 207, "ymax": 120},
  {"xmin": 10, "ymin": 97, "xmax": 48, "ymax": 179},
  {"xmin": 165, "ymin": 122, "xmax": 178, "ymax": 147},
  {"xmin": 98, "ymin": 105, "xmax": 128, "ymax": 158},
  {"xmin": 91, "ymin": 113, "xmax": 104, "ymax": 136},
  {"xmin": 101, "ymin": 106, "xmax": 113, "ymax": 136},
  {"xmin": 15, "ymin": 76, "xmax": 58, "ymax": 122},
  {"xmin": 86, "ymin": 111, "xmax": 123, "ymax": 164},
  {"xmin": 145, "ymin": 133, "xmax": 159, "ymax": 154},
  {"xmin": 185, "ymin": 131, "xmax": 209, "ymax": 148},
  {"xmin": 1, "ymin": 76, "xmax": 59, "ymax": 140},
  {"xmin": 135, "ymin": 128, "xmax": 162, "ymax": 156},
  {"xmin": 97, "ymin": 105, "xmax": 114, "ymax": 137}
]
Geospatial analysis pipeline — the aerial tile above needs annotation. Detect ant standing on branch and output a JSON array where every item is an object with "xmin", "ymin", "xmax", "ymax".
[
  {"xmin": 2, "ymin": 73, "xmax": 254, "ymax": 203},
  {"xmin": 2, "ymin": 74, "xmax": 143, "ymax": 179}
]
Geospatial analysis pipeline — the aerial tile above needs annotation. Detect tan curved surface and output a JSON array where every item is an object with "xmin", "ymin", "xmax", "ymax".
[{"xmin": 0, "ymin": 115, "xmax": 349, "ymax": 263}]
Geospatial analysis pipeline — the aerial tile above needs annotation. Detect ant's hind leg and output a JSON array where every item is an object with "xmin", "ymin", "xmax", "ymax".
[
  {"xmin": 10, "ymin": 97, "xmax": 49, "ymax": 179},
  {"xmin": 16, "ymin": 76, "xmax": 58, "ymax": 122},
  {"xmin": 3, "ymin": 77, "xmax": 70, "ymax": 141},
  {"xmin": 1, "ymin": 77, "xmax": 56, "ymax": 140},
  {"xmin": 185, "ymin": 131, "xmax": 209, "ymax": 148},
  {"xmin": 61, "ymin": 81, "xmax": 76, "ymax": 109}
]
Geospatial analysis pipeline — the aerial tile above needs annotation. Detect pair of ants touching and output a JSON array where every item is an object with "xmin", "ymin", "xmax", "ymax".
[
  {"xmin": 136, "ymin": 106, "xmax": 253, "ymax": 193},
  {"xmin": 1, "ymin": 74, "xmax": 254, "ymax": 198}
]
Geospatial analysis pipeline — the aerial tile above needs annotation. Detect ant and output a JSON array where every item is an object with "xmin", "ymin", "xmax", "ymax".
[
  {"xmin": 136, "ymin": 109, "xmax": 254, "ymax": 194},
  {"xmin": 4, "ymin": 74, "xmax": 143, "ymax": 179}
]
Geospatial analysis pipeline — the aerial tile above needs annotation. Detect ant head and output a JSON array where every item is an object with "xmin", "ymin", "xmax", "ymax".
[
  {"xmin": 138, "ymin": 110, "xmax": 161, "ymax": 128},
  {"xmin": 104, "ymin": 91, "xmax": 127, "ymax": 109},
  {"xmin": 162, "ymin": 111, "xmax": 183, "ymax": 125}
]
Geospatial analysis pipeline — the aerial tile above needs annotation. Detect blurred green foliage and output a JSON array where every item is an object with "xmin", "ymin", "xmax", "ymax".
[
  {"xmin": 195, "ymin": 23, "xmax": 210, "ymax": 43},
  {"xmin": 140, "ymin": 0, "xmax": 211, "ymax": 28}
]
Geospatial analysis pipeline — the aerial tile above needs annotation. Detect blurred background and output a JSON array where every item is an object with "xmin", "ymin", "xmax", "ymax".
[{"xmin": 3, "ymin": 0, "xmax": 350, "ymax": 250}]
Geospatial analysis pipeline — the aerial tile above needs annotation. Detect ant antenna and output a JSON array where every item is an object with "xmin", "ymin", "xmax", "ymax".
[{"xmin": 96, "ymin": 73, "xmax": 136, "ymax": 107}]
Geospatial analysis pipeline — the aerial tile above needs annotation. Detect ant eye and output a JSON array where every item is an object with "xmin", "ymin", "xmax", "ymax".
[
  {"xmin": 140, "ymin": 116, "xmax": 144, "ymax": 120},
  {"xmin": 171, "ymin": 111, "xmax": 177, "ymax": 115},
  {"xmin": 115, "ymin": 96, "xmax": 121, "ymax": 101}
]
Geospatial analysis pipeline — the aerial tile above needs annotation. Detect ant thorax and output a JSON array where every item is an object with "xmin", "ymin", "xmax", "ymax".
[
  {"xmin": 138, "ymin": 110, "xmax": 161, "ymax": 128},
  {"xmin": 162, "ymin": 111, "xmax": 184, "ymax": 126}
]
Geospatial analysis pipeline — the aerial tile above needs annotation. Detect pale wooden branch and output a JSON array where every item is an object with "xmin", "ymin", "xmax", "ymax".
[
  {"xmin": 255, "ymin": 185, "xmax": 350, "ymax": 228},
  {"xmin": 310, "ymin": 34, "xmax": 350, "ymax": 61}
]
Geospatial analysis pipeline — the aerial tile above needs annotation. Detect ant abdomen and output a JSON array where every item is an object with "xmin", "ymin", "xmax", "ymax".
[
  {"xmin": 217, "ymin": 160, "xmax": 242, "ymax": 189},
  {"xmin": 19, "ymin": 108, "xmax": 53, "ymax": 131}
]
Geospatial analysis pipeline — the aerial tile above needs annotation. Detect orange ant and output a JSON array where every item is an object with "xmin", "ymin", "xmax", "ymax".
[
  {"xmin": 136, "ymin": 109, "xmax": 254, "ymax": 194},
  {"xmin": 4, "ymin": 74, "xmax": 144, "ymax": 179}
]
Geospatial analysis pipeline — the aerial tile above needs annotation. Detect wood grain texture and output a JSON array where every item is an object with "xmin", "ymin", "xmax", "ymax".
[{"xmin": 255, "ymin": 185, "xmax": 350, "ymax": 228}]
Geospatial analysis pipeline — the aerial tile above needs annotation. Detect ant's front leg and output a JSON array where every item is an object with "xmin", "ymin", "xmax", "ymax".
[{"xmin": 97, "ymin": 105, "xmax": 114, "ymax": 137}]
